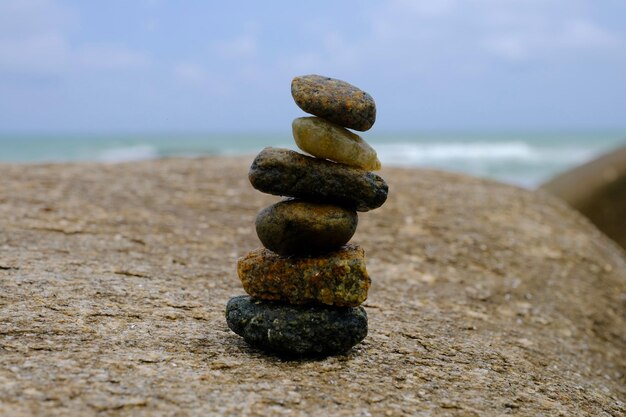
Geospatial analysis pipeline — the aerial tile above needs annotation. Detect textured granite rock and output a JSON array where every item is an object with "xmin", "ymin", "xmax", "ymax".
[
  {"xmin": 225, "ymin": 295, "xmax": 368, "ymax": 357},
  {"xmin": 541, "ymin": 143, "xmax": 626, "ymax": 250},
  {"xmin": 238, "ymin": 244, "xmax": 370, "ymax": 307},
  {"xmin": 1, "ymin": 157, "xmax": 625, "ymax": 416},
  {"xmin": 255, "ymin": 199, "xmax": 357, "ymax": 255},
  {"xmin": 249, "ymin": 147, "xmax": 388, "ymax": 212},
  {"xmin": 292, "ymin": 117, "xmax": 381, "ymax": 170},
  {"xmin": 291, "ymin": 74, "xmax": 376, "ymax": 131}
]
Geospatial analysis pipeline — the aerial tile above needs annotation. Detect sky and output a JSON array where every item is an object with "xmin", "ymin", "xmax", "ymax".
[{"xmin": 0, "ymin": 0, "xmax": 625, "ymax": 133}]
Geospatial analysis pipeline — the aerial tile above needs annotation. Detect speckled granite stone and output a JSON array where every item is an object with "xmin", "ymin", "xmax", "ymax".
[
  {"xmin": 237, "ymin": 244, "xmax": 370, "ymax": 307},
  {"xmin": 291, "ymin": 74, "xmax": 376, "ymax": 131},
  {"xmin": 248, "ymin": 147, "xmax": 388, "ymax": 212},
  {"xmin": 225, "ymin": 295, "xmax": 368, "ymax": 357}
]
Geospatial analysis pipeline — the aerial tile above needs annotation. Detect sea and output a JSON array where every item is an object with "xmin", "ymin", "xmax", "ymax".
[{"xmin": 1, "ymin": 131, "xmax": 624, "ymax": 189}]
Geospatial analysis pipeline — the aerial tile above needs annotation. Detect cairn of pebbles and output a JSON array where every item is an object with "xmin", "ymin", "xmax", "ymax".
[{"xmin": 226, "ymin": 75, "xmax": 388, "ymax": 356}]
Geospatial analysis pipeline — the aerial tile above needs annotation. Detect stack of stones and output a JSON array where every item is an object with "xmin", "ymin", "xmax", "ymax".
[{"xmin": 225, "ymin": 75, "xmax": 388, "ymax": 357}]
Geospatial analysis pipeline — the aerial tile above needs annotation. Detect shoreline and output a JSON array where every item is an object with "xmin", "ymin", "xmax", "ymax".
[{"xmin": 2, "ymin": 133, "xmax": 625, "ymax": 188}]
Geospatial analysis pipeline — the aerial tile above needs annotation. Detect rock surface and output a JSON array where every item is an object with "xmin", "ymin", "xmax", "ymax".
[
  {"xmin": 255, "ymin": 199, "xmax": 358, "ymax": 255},
  {"xmin": 226, "ymin": 295, "xmax": 368, "ymax": 357},
  {"xmin": 0, "ymin": 157, "xmax": 625, "ymax": 416},
  {"xmin": 292, "ymin": 116, "xmax": 381, "ymax": 170},
  {"xmin": 249, "ymin": 147, "xmax": 388, "ymax": 211},
  {"xmin": 541, "ymin": 142, "xmax": 626, "ymax": 250},
  {"xmin": 291, "ymin": 74, "xmax": 376, "ymax": 131},
  {"xmin": 238, "ymin": 244, "xmax": 370, "ymax": 307}
]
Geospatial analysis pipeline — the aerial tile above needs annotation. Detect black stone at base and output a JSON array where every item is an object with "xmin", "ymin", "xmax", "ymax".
[{"xmin": 225, "ymin": 295, "xmax": 368, "ymax": 357}]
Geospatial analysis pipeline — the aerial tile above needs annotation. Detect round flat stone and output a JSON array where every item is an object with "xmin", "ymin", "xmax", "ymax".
[
  {"xmin": 225, "ymin": 295, "xmax": 368, "ymax": 357},
  {"xmin": 238, "ymin": 244, "xmax": 370, "ymax": 307},
  {"xmin": 291, "ymin": 75, "xmax": 376, "ymax": 131},
  {"xmin": 293, "ymin": 117, "xmax": 381, "ymax": 171},
  {"xmin": 256, "ymin": 199, "xmax": 357, "ymax": 256},
  {"xmin": 248, "ymin": 147, "xmax": 388, "ymax": 212}
]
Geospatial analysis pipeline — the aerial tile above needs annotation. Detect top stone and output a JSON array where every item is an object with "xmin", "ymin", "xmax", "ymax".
[{"xmin": 291, "ymin": 75, "xmax": 376, "ymax": 132}]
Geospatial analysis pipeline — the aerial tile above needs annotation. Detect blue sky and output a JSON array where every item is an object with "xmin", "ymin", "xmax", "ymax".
[{"xmin": 0, "ymin": 0, "xmax": 625, "ymax": 133}]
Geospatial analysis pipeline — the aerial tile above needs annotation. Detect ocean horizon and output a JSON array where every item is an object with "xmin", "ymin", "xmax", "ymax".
[{"xmin": 1, "ymin": 130, "xmax": 625, "ymax": 188}]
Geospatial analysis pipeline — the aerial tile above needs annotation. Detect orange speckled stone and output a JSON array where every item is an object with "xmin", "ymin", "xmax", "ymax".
[
  {"xmin": 291, "ymin": 75, "xmax": 376, "ymax": 131},
  {"xmin": 237, "ymin": 244, "xmax": 370, "ymax": 307}
]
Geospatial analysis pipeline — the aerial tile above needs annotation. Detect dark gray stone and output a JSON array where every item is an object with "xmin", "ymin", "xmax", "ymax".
[
  {"xmin": 255, "ymin": 199, "xmax": 357, "ymax": 255},
  {"xmin": 248, "ymin": 148, "xmax": 388, "ymax": 212},
  {"xmin": 225, "ymin": 295, "xmax": 368, "ymax": 357}
]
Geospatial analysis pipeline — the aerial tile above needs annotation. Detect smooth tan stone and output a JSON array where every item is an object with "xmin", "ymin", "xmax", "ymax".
[{"xmin": 292, "ymin": 117, "xmax": 381, "ymax": 171}]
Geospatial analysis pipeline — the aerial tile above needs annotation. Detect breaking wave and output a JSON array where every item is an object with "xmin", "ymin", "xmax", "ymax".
[
  {"xmin": 97, "ymin": 145, "xmax": 161, "ymax": 163},
  {"xmin": 375, "ymin": 142, "xmax": 595, "ymax": 165}
]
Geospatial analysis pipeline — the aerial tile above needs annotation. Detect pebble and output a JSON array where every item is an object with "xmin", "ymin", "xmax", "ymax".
[
  {"xmin": 291, "ymin": 74, "xmax": 376, "ymax": 131},
  {"xmin": 255, "ymin": 199, "xmax": 358, "ymax": 255},
  {"xmin": 238, "ymin": 244, "xmax": 370, "ymax": 307},
  {"xmin": 293, "ymin": 117, "xmax": 381, "ymax": 170},
  {"xmin": 248, "ymin": 147, "xmax": 388, "ymax": 212},
  {"xmin": 225, "ymin": 295, "xmax": 368, "ymax": 356}
]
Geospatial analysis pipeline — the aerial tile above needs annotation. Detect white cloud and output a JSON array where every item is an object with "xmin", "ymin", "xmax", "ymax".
[
  {"xmin": 77, "ymin": 44, "xmax": 149, "ymax": 71},
  {"xmin": 176, "ymin": 28, "xmax": 263, "ymax": 95},
  {"xmin": 212, "ymin": 34, "xmax": 257, "ymax": 60},
  {"xmin": 278, "ymin": 32, "xmax": 364, "ymax": 79},
  {"xmin": 560, "ymin": 19, "xmax": 621, "ymax": 49},
  {"xmin": 350, "ymin": 0, "xmax": 625, "ymax": 71},
  {"xmin": 0, "ymin": 36, "xmax": 149, "ymax": 75},
  {"xmin": 0, "ymin": 33, "xmax": 69, "ymax": 74},
  {"xmin": 0, "ymin": 0, "xmax": 149, "ymax": 76},
  {"xmin": 173, "ymin": 62, "xmax": 230, "ymax": 95},
  {"xmin": 284, "ymin": 52, "xmax": 323, "ymax": 73},
  {"xmin": 391, "ymin": 0, "xmax": 457, "ymax": 17},
  {"xmin": 142, "ymin": 17, "xmax": 160, "ymax": 33},
  {"xmin": 484, "ymin": 19, "xmax": 622, "ymax": 62},
  {"xmin": 174, "ymin": 62, "xmax": 210, "ymax": 86},
  {"xmin": 0, "ymin": 0, "xmax": 76, "ymax": 38},
  {"xmin": 268, "ymin": 0, "xmax": 625, "ymax": 88},
  {"xmin": 483, "ymin": 36, "xmax": 527, "ymax": 61},
  {"xmin": 0, "ymin": 0, "xmax": 73, "ymax": 74}
]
